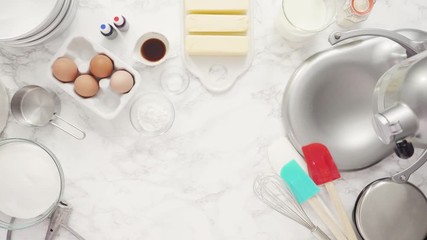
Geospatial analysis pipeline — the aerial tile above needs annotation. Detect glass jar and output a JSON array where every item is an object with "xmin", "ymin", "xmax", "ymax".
[{"xmin": 336, "ymin": 0, "xmax": 375, "ymax": 28}]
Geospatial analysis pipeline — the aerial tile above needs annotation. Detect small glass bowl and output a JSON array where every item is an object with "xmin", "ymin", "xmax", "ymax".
[
  {"xmin": 130, "ymin": 92, "xmax": 175, "ymax": 136},
  {"xmin": 0, "ymin": 138, "xmax": 64, "ymax": 230},
  {"xmin": 160, "ymin": 67, "xmax": 190, "ymax": 95}
]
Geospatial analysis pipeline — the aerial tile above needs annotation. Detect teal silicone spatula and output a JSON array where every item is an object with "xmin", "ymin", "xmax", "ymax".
[
  {"xmin": 302, "ymin": 143, "xmax": 358, "ymax": 240},
  {"xmin": 281, "ymin": 160, "xmax": 347, "ymax": 240}
]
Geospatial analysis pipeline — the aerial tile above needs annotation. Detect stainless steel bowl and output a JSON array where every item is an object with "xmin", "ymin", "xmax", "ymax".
[{"xmin": 282, "ymin": 30, "xmax": 427, "ymax": 170}]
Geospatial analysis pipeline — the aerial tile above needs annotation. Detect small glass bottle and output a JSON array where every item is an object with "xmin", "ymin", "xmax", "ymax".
[
  {"xmin": 100, "ymin": 23, "xmax": 117, "ymax": 39},
  {"xmin": 336, "ymin": 0, "xmax": 375, "ymax": 28},
  {"xmin": 113, "ymin": 15, "xmax": 129, "ymax": 32}
]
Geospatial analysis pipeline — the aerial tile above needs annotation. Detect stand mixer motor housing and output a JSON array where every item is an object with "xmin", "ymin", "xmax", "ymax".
[{"xmin": 373, "ymin": 50, "xmax": 427, "ymax": 158}]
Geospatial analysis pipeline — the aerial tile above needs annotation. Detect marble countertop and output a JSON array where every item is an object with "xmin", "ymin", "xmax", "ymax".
[{"xmin": 1, "ymin": 0, "xmax": 427, "ymax": 239}]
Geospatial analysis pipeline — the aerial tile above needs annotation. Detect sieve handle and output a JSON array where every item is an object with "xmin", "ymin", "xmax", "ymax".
[
  {"xmin": 392, "ymin": 149, "xmax": 427, "ymax": 183},
  {"xmin": 50, "ymin": 114, "xmax": 86, "ymax": 140},
  {"xmin": 311, "ymin": 226, "xmax": 332, "ymax": 240},
  {"xmin": 61, "ymin": 224, "xmax": 86, "ymax": 240},
  {"xmin": 45, "ymin": 201, "xmax": 86, "ymax": 240}
]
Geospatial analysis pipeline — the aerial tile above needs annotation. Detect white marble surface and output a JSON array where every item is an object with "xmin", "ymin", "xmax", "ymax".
[{"xmin": 1, "ymin": 0, "xmax": 427, "ymax": 239}]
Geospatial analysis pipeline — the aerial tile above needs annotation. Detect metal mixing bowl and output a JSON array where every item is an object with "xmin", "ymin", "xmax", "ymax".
[{"xmin": 282, "ymin": 30, "xmax": 427, "ymax": 170}]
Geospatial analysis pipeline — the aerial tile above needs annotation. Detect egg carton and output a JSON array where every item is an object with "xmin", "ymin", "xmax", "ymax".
[{"xmin": 49, "ymin": 36, "xmax": 141, "ymax": 119}]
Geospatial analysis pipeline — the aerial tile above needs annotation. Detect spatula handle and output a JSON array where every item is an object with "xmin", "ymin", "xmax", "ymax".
[
  {"xmin": 325, "ymin": 182, "xmax": 358, "ymax": 240},
  {"xmin": 307, "ymin": 196, "xmax": 347, "ymax": 240}
]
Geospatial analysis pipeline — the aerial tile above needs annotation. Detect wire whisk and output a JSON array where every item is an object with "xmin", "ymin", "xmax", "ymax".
[{"xmin": 254, "ymin": 173, "xmax": 331, "ymax": 240}]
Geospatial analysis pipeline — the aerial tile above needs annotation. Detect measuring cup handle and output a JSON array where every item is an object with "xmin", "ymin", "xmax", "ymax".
[
  {"xmin": 392, "ymin": 148, "xmax": 427, "ymax": 183},
  {"xmin": 50, "ymin": 114, "xmax": 86, "ymax": 140}
]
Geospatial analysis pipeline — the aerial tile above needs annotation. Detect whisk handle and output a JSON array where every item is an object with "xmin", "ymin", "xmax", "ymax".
[{"xmin": 311, "ymin": 226, "xmax": 332, "ymax": 240}]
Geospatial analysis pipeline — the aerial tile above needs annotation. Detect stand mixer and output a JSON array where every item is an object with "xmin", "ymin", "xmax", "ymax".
[
  {"xmin": 372, "ymin": 50, "xmax": 427, "ymax": 158},
  {"xmin": 329, "ymin": 28, "xmax": 427, "ymax": 159},
  {"xmin": 330, "ymin": 28, "xmax": 427, "ymax": 240}
]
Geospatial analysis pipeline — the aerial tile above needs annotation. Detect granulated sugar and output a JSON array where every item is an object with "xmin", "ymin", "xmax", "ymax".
[{"xmin": 0, "ymin": 141, "xmax": 61, "ymax": 219}]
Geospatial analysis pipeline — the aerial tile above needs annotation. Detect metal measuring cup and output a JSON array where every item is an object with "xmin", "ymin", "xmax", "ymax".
[{"xmin": 11, "ymin": 85, "xmax": 86, "ymax": 140}]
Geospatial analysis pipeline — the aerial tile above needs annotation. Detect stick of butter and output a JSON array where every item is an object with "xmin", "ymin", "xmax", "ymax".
[
  {"xmin": 186, "ymin": 14, "xmax": 248, "ymax": 34},
  {"xmin": 185, "ymin": 0, "xmax": 248, "ymax": 14},
  {"xmin": 186, "ymin": 35, "xmax": 249, "ymax": 56}
]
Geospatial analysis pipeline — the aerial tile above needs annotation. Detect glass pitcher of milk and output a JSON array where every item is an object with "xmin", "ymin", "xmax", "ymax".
[{"xmin": 275, "ymin": 0, "xmax": 336, "ymax": 45}]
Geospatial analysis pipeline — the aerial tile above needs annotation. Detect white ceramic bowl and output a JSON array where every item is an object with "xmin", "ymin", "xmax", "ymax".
[{"xmin": 133, "ymin": 32, "xmax": 169, "ymax": 66}]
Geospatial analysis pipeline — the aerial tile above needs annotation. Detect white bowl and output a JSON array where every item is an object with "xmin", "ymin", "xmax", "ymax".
[{"xmin": 133, "ymin": 32, "xmax": 169, "ymax": 66}]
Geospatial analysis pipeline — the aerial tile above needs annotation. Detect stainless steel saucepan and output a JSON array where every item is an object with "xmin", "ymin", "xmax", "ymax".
[{"xmin": 11, "ymin": 85, "xmax": 85, "ymax": 140}]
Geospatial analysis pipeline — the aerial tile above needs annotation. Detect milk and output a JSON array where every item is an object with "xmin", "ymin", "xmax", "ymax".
[
  {"xmin": 275, "ymin": 0, "xmax": 333, "ymax": 43},
  {"xmin": 0, "ymin": 141, "xmax": 61, "ymax": 219}
]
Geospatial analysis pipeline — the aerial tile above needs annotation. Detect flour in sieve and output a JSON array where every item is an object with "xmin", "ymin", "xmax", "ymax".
[{"xmin": 0, "ymin": 141, "xmax": 61, "ymax": 219}]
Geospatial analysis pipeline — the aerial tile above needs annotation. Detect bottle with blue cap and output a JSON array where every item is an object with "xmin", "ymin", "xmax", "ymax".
[{"xmin": 100, "ymin": 23, "xmax": 117, "ymax": 39}]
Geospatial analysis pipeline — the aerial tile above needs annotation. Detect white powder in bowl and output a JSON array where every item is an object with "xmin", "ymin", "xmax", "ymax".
[
  {"xmin": 131, "ymin": 93, "xmax": 175, "ymax": 134},
  {"xmin": 0, "ymin": 141, "xmax": 61, "ymax": 219},
  {"xmin": 136, "ymin": 102, "xmax": 173, "ymax": 133}
]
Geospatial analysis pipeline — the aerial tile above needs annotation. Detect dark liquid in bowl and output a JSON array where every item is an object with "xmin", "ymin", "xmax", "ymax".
[{"xmin": 141, "ymin": 38, "xmax": 166, "ymax": 62}]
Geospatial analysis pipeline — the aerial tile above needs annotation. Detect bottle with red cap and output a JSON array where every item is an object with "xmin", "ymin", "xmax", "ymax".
[{"xmin": 113, "ymin": 15, "xmax": 129, "ymax": 32}]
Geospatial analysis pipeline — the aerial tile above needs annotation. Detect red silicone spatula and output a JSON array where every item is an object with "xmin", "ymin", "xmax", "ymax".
[{"xmin": 302, "ymin": 143, "xmax": 357, "ymax": 240}]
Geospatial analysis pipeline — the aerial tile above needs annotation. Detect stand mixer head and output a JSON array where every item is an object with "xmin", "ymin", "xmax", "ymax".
[
  {"xmin": 330, "ymin": 28, "xmax": 427, "ymax": 159},
  {"xmin": 372, "ymin": 50, "xmax": 427, "ymax": 158}
]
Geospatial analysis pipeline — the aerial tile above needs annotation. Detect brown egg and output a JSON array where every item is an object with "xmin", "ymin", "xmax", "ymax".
[
  {"xmin": 74, "ymin": 74, "xmax": 99, "ymax": 98},
  {"xmin": 52, "ymin": 57, "xmax": 78, "ymax": 82},
  {"xmin": 110, "ymin": 70, "xmax": 134, "ymax": 94},
  {"xmin": 89, "ymin": 54, "xmax": 114, "ymax": 78}
]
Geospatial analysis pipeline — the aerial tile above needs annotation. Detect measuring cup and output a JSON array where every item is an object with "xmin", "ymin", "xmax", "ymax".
[
  {"xmin": 353, "ymin": 149, "xmax": 427, "ymax": 240},
  {"xmin": 11, "ymin": 85, "xmax": 86, "ymax": 140}
]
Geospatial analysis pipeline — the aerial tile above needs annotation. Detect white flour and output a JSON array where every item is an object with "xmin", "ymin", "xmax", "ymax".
[
  {"xmin": 0, "ymin": 141, "xmax": 61, "ymax": 219},
  {"xmin": 137, "ymin": 102, "xmax": 173, "ymax": 132}
]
